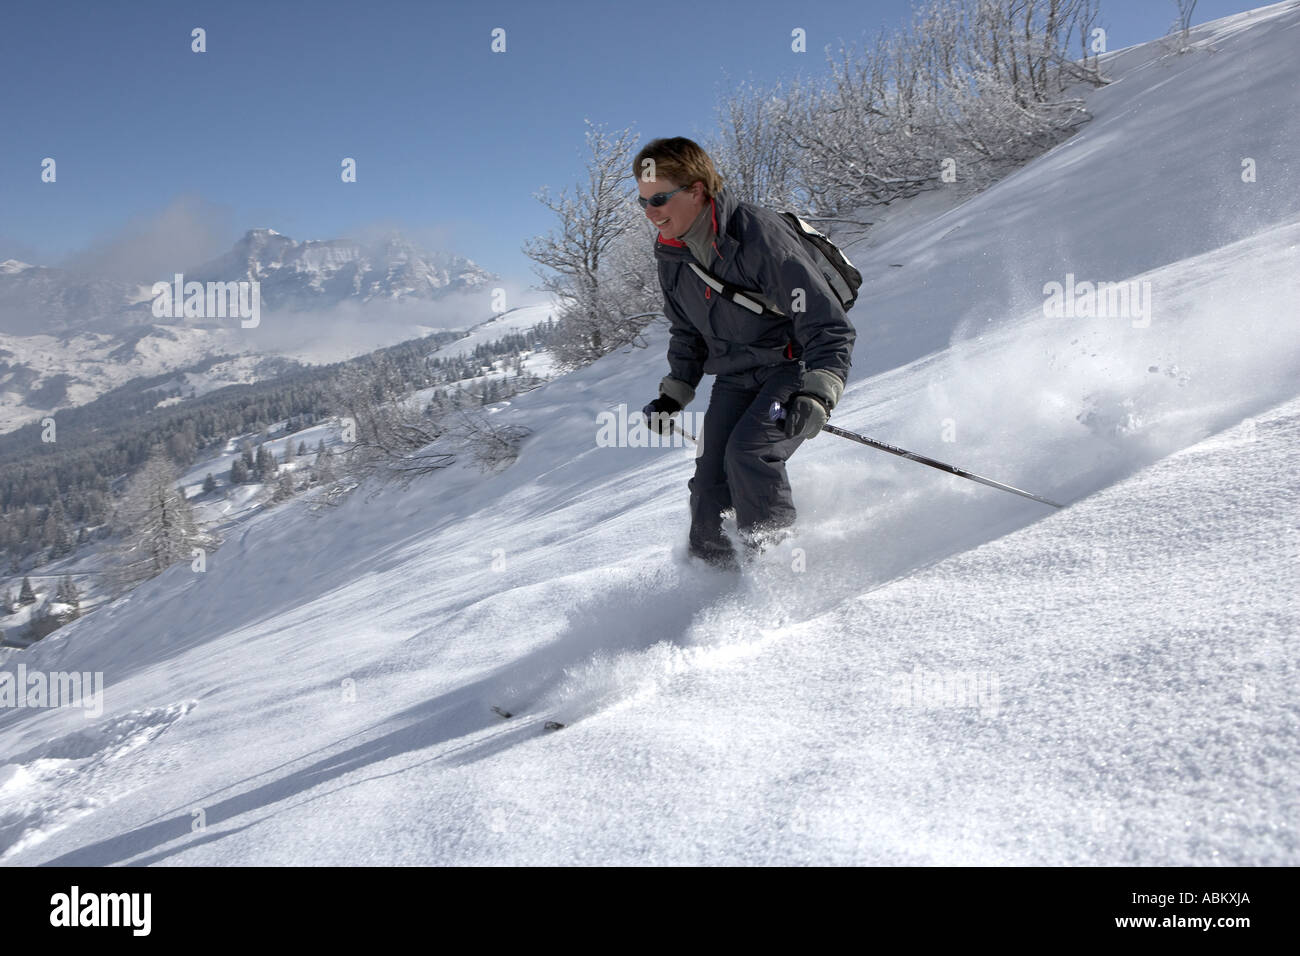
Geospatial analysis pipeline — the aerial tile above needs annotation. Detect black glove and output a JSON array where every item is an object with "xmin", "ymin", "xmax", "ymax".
[
  {"xmin": 642, "ymin": 394, "xmax": 683, "ymax": 434},
  {"xmin": 782, "ymin": 393, "xmax": 829, "ymax": 440}
]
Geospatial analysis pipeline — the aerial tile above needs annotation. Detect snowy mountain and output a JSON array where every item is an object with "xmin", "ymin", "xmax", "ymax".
[
  {"xmin": 0, "ymin": 260, "xmax": 145, "ymax": 336},
  {"xmin": 187, "ymin": 229, "xmax": 497, "ymax": 312},
  {"xmin": 1, "ymin": 2, "xmax": 1297, "ymax": 866},
  {"xmin": 0, "ymin": 231, "xmax": 497, "ymax": 337},
  {"xmin": 0, "ymin": 231, "xmax": 505, "ymax": 432}
]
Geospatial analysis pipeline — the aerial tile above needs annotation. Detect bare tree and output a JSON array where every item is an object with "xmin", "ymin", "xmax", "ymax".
[
  {"xmin": 703, "ymin": 76, "xmax": 805, "ymax": 210},
  {"xmin": 313, "ymin": 357, "xmax": 539, "ymax": 510},
  {"xmin": 523, "ymin": 119, "xmax": 660, "ymax": 371},
  {"xmin": 520, "ymin": 0, "xmax": 1108, "ymax": 378},
  {"xmin": 776, "ymin": 0, "xmax": 1104, "ymax": 220},
  {"xmin": 774, "ymin": 24, "xmax": 965, "ymax": 229},
  {"xmin": 324, "ymin": 358, "xmax": 456, "ymax": 500},
  {"xmin": 442, "ymin": 404, "xmax": 532, "ymax": 474},
  {"xmin": 1168, "ymin": 0, "xmax": 1198, "ymax": 52}
]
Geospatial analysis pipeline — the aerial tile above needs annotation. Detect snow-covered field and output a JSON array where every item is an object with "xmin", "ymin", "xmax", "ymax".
[
  {"xmin": 1, "ymin": 2, "xmax": 1296, "ymax": 865},
  {"xmin": 419, "ymin": 301, "xmax": 561, "ymax": 381}
]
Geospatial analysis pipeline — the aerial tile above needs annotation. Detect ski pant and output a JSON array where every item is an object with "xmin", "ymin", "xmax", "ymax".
[{"xmin": 688, "ymin": 360, "xmax": 807, "ymax": 557}]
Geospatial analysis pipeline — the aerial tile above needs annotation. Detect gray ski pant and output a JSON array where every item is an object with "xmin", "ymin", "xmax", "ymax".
[{"xmin": 687, "ymin": 360, "xmax": 807, "ymax": 557}]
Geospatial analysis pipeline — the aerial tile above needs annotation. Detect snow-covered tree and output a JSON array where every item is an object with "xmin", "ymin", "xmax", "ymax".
[
  {"xmin": 108, "ymin": 446, "xmax": 205, "ymax": 593},
  {"xmin": 774, "ymin": 0, "xmax": 1104, "ymax": 214},
  {"xmin": 444, "ymin": 405, "xmax": 531, "ymax": 475},
  {"xmin": 272, "ymin": 470, "xmax": 295, "ymax": 503},
  {"xmin": 327, "ymin": 358, "xmax": 454, "ymax": 490},
  {"xmin": 523, "ymin": 119, "xmax": 661, "ymax": 371},
  {"xmin": 55, "ymin": 574, "xmax": 81, "ymax": 622},
  {"xmin": 315, "ymin": 445, "xmax": 336, "ymax": 485},
  {"xmin": 18, "ymin": 576, "xmax": 36, "ymax": 605},
  {"xmin": 255, "ymin": 444, "xmax": 278, "ymax": 480},
  {"xmin": 44, "ymin": 498, "xmax": 75, "ymax": 558},
  {"xmin": 703, "ymin": 76, "xmax": 804, "ymax": 211}
]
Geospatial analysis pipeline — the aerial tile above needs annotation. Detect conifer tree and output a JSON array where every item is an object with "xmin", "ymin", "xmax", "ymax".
[
  {"xmin": 316, "ymin": 445, "xmax": 336, "ymax": 484},
  {"xmin": 109, "ymin": 445, "xmax": 204, "ymax": 592},
  {"xmin": 45, "ymin": 499, "xmax": 74, "ymax": 558},
  {"xmin": 272, "ymin": 470, "xmax": 295, "ymax": 503},
  {"xmin": 55, "ymin": 575, "xmax": 81, "ymax": 622},
  {"xmin": 255, "ymin": 444, "xmax": 278, "ymax": 480}
]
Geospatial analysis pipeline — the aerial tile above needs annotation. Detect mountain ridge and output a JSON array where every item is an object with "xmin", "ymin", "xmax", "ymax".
[{"xmin": 0, "ymin": 230, "xmax": 504, "ymax": 431}]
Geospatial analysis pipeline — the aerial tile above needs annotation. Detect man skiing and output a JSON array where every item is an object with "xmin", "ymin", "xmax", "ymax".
[{"xmin": 635, "ymin": 137, "xmax": 856, "ymax": 570}]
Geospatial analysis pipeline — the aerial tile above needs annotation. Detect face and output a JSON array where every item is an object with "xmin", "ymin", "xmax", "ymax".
[{"xmin": 638, "ymin": 177, "xmax": 706, "ymax": 238}]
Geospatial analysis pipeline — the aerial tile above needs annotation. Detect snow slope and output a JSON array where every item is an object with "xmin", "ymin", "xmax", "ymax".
[
  {"xmin": 422, "ymin": 302, "xmax": 560, "ymax": 379},
  {"xmin": 1, "ymin": 2, "xmax": 1297, "ymax": 865},
  {"xmin": 855, "ymin": 0, "xmax": 1300, "ymax": 378}
]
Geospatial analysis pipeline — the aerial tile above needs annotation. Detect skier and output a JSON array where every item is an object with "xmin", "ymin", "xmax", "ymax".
[{"xmin": 636, "ymin": 137, "xmax": 856, "ymax": 570}]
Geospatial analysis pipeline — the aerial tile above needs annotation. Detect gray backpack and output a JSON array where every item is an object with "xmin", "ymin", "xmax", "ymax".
[{"xmin": 688, "ymin": 212, "xmax": 862, "ymax": 317}]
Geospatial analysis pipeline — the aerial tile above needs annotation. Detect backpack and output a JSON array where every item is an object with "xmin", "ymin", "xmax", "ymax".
[{"xmin": 687, "ymin": 211, "xmax": 863, "ymax": 317}]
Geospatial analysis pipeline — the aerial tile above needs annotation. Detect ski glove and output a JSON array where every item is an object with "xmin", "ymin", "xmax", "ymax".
[
  {"xmin": 783, "ymin": 368, "xmax": 844, "ymax": 440},
  {"xmin": 782, "ymin": 393, "xmax": 829, "ymax": 440},
  {"xmin": 642, "ymin": 394, "xmax": 683, "ymax": 435}
]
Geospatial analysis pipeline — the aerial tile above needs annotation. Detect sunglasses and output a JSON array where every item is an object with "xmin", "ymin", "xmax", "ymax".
[{"xmin": 637, "ymin": 184, "xmax": 693, "ymax": 209}]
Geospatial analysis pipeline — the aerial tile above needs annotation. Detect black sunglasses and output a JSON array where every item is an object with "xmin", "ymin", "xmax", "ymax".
[{"xmin": 637, "ymin": 184, "xmax": 693, "ymax": 209}]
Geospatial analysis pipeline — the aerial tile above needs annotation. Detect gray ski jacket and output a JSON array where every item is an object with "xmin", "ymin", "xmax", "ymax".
[{"xmin": 653, "ymin": 183, "xmax": 856, "ymax": 409}]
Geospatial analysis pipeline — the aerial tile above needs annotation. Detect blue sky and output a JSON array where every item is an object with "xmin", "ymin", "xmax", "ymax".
[{"xmin": 0, "ymin": 0, "xmax": 1261, "ymax": 293}]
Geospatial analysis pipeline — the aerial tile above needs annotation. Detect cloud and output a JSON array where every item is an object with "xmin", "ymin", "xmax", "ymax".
[
  {"xmin": 347, "ymin": 219, "xmax": 461, "ymax": 257},
  {"xmin": 0, "ymin": 238, "xmax": 42, "ymax": 264},
  {"xmin": 235, "ymin": 277, "xmax": 549, "ymax": 365},
  {"xmin": 59, "ymin": 195, "xmax": 237, "ymax": 279}
]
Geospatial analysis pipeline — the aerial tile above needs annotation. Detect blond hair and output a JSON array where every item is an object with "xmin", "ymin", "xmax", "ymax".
[{"xmin": 632, "ymin": 137, "xmax": 724, "ymax": 197}]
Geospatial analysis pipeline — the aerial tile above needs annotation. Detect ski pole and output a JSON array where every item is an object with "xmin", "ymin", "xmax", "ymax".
[{"xmin": 768, "ymin": 401, "xmax": 1064, "ymax": 508}]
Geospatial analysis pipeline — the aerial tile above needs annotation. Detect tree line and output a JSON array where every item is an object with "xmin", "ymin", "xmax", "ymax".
[{"xmin": 1, "ymin": 317, "xmax": 556, "ymax": 573}]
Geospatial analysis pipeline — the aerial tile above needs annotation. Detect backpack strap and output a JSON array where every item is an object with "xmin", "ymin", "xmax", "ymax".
[{"xmin": 686, "ymin": 261, "xmax": 786, "ymax": 318}]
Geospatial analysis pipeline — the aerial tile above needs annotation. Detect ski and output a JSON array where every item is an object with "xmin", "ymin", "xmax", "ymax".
[{"xmin": 492, "ymin": 705, "xmax": 564, "ymax": 731}]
